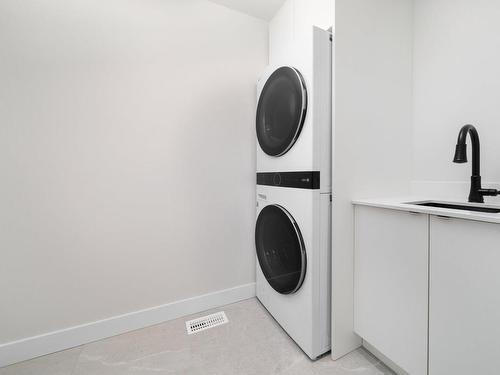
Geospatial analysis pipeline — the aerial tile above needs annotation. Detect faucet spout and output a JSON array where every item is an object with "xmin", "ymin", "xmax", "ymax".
[{"xmin": 453, "ymin": 124, "xmax": 480, "ymax": 176}]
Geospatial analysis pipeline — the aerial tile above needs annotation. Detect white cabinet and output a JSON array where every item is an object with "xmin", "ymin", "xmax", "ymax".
[
  {"xmin": 429, "ymin": 216, "xmax": 500, "ymax": 375},
  {"xmin": 354, "ymin": 206, "xmax": 429, "ymax": 375},
  {"xmin": 354, "ymin": 204, "xmax": 500, "ymax": 375}
]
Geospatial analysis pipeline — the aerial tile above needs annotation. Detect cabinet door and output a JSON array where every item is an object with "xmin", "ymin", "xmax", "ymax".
[
  {"xmin": 429, "ymin": 216, "xmax": 500, "ymax": 375},
  {"xmin": 354, "ymin": 206, "xmax": 428, "ymax": 375}
]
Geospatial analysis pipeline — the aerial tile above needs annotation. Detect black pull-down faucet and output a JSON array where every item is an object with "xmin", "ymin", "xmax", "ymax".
[{"xmin": 453, "ymin": 124, "xmax": 499, "ymax": 203}]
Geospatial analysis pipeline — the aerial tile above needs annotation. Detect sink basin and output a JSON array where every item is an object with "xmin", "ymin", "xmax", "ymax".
[{"xmin": 409, "ymin": 201, "xmax": 500, "ymax": 214}]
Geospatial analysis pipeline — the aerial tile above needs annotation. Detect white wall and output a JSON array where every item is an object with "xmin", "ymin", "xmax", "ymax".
[
  {"xmin": 269, "ymin": 0, "xmax": 333, "ymax": 66},
  {"xmin": 0, "ymin": 0, "xmax": 267, "ymax": 349},
  {"xmin": 412, "ymin": 0, "xmax": 500, "ymax": 203},
  {"xmin": 333, "ymin": 0, "xmax": 414, "ymax": 359}
]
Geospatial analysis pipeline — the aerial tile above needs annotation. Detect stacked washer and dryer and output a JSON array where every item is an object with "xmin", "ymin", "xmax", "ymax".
[{"xmin": 254, "ymin": 27, "xmax": 333, "ymax": 360}]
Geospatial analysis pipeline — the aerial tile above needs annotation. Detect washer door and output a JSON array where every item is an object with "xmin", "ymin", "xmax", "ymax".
[
  {"xmin": 256, "ymin": 67, "xmax": 307, "ymax": 157},
  {"xmin": 255, "ymin": 205, "xmax": 306, "ymax": 294}
]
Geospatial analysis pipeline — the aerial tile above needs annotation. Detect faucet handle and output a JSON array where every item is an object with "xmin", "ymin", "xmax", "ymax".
[{"xmin": 478, "ymin": 189, "xmax": 500, "ymax": 197}]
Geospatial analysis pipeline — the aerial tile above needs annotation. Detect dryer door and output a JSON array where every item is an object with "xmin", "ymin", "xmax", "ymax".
[
  {"xmin": 255, "ymin": 204, "xmax": 306, "ymax": 294},
  {"xmin": 256, "ymin": 67, "xmax": 307, "ymax": 157}
]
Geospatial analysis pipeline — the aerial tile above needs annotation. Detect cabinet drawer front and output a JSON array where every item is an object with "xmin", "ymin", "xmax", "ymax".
[
  {"xmin": 354, "ymin": 206, "xmax": 428, "ymax": 375},
  {"xmin": 430, "ymin": 216, "xmax": 500, "ymax": 375}
]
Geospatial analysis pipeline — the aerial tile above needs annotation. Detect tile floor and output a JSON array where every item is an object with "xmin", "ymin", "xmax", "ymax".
[{"xmin": 0, "ymin": 298, "xmax": 394, "ymax": 375}]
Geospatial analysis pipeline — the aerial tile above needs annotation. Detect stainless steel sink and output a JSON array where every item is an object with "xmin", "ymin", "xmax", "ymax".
[{"xmin": 408, "ymin": 201, "xmax": 500, "ymax": 214}]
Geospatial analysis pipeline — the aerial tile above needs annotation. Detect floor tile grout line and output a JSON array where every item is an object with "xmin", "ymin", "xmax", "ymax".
[{"xmin": 69, "ymin": 346, "xmax": 85, "ymax": 375}]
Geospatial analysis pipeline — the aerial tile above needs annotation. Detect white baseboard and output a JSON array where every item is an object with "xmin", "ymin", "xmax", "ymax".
[{"xmin": 0, "ymin": 282, "xmax": 256, "ymax": 368}]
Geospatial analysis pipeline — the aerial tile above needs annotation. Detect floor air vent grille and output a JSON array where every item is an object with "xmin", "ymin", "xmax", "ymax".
[{"xmin": 185, "ymin": 311, "xmax": 228, "ymax": 334}]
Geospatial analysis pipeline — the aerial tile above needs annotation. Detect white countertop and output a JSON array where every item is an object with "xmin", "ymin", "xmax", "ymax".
[{"xmin": 352, "ymin": 197, "xmax": 500, "ymax": 224}]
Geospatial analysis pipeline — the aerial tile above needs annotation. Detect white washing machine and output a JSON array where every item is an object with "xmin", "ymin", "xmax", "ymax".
[
  {"xmin": 256, "ymin": 26, "xmax": 332, "ymax": 192},
  {"xmin": 254, "ymin": 25, "xmax": 332, "ymax": 360},
  {"xmin": 255, "ymin": 183, "xmax": 331, "ymax": 359}
]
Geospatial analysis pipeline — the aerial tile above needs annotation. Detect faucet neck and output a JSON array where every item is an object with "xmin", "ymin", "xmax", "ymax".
[{"xmin": 457, "ymin": 124, "xmax": 481, "ymax": 176}]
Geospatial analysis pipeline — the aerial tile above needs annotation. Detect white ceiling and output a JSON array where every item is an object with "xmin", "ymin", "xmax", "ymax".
[{"xmin": 207, "ymin": 0, "xmax": 286, "ymax": 21}]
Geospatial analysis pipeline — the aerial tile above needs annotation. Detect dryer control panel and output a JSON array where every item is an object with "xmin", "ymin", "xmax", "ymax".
[{"xmin": 256, "ymin": 172, "xmax": 320, "ymax": 190}]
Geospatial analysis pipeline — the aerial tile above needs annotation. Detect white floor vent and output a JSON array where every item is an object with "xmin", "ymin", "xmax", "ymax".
[{"xmin": 185, "ymin": 311, "xmax": 228, "ymax": 335}]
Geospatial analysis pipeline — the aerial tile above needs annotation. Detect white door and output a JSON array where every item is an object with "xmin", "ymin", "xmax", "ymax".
[
  {"xmin": 429, "ymin": 216, "xmax": 500, "ymax": 375},
  {"xmin": 354, "ymin": 205, "xmax": 428, "ymax": 375},
  {"xmin": 256, "ymin": 67, "xmax": 307, "ymax": 157}
]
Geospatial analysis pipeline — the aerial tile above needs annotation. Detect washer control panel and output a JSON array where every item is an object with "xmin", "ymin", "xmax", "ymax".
[{"xmin": 256, "ymin": 172, "xmax": 320, "ymax": 190}]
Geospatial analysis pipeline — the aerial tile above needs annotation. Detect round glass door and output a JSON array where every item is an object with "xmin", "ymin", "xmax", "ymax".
[
  {"xmin": 256, "ymin": 67, "xmax": 307, "ymax": 157},
  {"xmin": 255, "ymin": 205, "xmax": 306, "ymax": 294}
]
